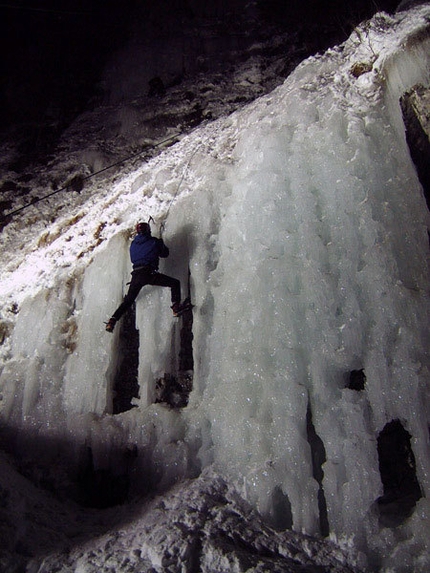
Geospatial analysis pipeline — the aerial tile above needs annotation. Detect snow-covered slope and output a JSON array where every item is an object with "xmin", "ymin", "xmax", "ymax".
[
  {"xmin": 0, "ymin": 453, "xmax": 359, "ymax": 572},
  {"xmin": 0, "ymin": 5, "xmax": 430, "ymax": 572}
]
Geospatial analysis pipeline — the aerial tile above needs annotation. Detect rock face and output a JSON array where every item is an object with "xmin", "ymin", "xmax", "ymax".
[
  {"xmin": 401, "ymin": 84, "xmax": 430, "ymax": 209},
  {"xmin": 0, "ymin": 1, "xmax": 399, "ymax": 172},
  {"xmin": 397, "ymin": 0, "xmax": 430, "ymax": 11}
]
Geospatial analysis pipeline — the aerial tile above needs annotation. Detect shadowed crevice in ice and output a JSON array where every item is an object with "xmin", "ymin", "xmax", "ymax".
[
  {"xmin": 376, "ymin": 419, "xmax": 422, "ymax": 527},
  {"xmin": 112, "ymin": 302, "xmax": 140, "ymax": 414},
  {"xmin": 267, "ymin": 485, "xmax": 293, "ymax": 531},
  {"xmin": 306, "ymin": 402, "xmax": 330, "ymax": 537},
  {"xmin": 155, "ymin": 268, "xmax": 194, "ymax": 409},
  {"xmin": 346, "ymin": 369, "xmax": 366, "ymax": 391}
]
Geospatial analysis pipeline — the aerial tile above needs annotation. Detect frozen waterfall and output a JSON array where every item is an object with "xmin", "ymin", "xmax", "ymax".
[{"xmin": 0, "ymin": 6, "xmax": 430, "ymax": 572}]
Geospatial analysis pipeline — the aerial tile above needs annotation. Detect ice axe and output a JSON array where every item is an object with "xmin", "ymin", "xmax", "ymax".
[{"xmin": 147, "ymin": 215, "xmax": 166, "ymax": 238}]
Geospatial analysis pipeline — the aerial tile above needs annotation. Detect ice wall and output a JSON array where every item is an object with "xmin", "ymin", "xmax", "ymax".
[{"xmin": 0, "ymin": 6, "xmax": 430, "ymax": 571}]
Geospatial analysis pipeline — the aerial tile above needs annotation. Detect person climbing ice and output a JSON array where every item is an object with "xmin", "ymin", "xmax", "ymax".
[{"xmin": 105, "ymin": 221, "xmax": 189, "ymax": 333}]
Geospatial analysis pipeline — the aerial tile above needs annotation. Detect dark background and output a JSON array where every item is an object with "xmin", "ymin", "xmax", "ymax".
[{"xmin": 1, "ymin": 0, "xmax": 401, "ymax": 132}]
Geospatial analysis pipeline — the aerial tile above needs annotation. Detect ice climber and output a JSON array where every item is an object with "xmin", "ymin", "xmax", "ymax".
[{"xmin": 105, "ymin": 222, "xmax": 186, "ymax": 332}]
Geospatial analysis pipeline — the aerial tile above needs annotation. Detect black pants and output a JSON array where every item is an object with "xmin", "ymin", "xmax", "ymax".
[{"xmin": 112, "ymin": 267, "xmax": 181, "ymax": 321}]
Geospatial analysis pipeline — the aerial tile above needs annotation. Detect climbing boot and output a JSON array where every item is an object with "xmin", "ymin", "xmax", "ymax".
[
  {"xmin": 171, "ymin": 298, "xmax": 193, "ymax": 317},
  {"xmin": 105, "ymin": 318, "xmax": 117, "ymax": 332},
  {"xmin": 171, "ymin": 302, "xmax": 182, "ymax": 317}
]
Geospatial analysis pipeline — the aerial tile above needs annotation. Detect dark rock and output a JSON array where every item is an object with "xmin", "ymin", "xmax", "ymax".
[{"xmin": 148, "ymin": 76, "xmax": 166, "ymax": 97}]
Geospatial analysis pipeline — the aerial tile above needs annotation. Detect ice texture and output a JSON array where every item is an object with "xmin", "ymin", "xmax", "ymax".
[{"xmin": 0, "ymin": 6, "xmax": 430, "ymax": 571}]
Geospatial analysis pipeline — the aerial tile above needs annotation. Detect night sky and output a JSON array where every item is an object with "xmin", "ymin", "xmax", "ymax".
[{"xmin": 0, "ymin": 1, "xmax": 135, "ymax": 129}]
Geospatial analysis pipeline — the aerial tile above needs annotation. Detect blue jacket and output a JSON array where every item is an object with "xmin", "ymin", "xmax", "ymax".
[{"xmin": 130, "ymin": 234, "xmax": 169, "ymax": 270}]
